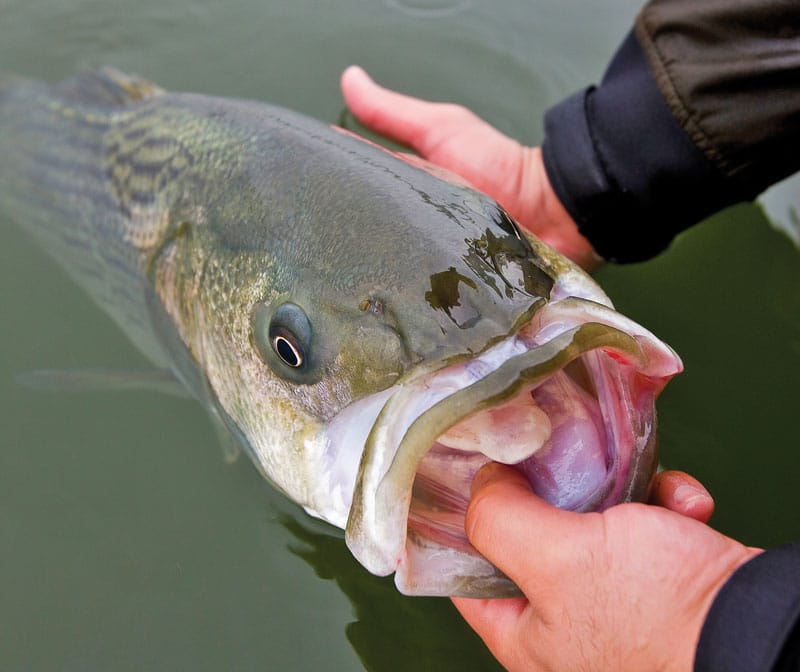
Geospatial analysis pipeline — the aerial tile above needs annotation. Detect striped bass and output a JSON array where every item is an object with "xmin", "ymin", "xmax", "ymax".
[{"xmin": 0, "ymin": 69, "xmax": 682, "ymax": 596}]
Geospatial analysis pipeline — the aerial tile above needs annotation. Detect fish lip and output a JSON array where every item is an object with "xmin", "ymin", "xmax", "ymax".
[{"xmin": 344, "ymin": 297, "xmax": 682, "ymax": 595}]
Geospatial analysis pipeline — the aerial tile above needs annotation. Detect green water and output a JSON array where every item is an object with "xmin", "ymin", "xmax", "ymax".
[{"xmin": 1, "ymin": 1, "xmax": 798, "ymax": 670}]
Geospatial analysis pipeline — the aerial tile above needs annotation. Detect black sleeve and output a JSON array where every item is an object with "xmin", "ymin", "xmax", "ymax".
[
  {"xmin": 695, "ymin": 544, "xmax": 800, "ymax": 672},
  {"xmin": 541, "ymin": 0, "xmax": 800, "ymax": 263}
]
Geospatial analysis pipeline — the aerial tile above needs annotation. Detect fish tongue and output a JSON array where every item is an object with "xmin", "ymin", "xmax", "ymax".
[
  {"xmin": 436, "ymin": 389, "xmax": 552, "ymax": 464},
  {"xmin": 517, "ymin": 369, "xmax": 608, "ymax": 509}
]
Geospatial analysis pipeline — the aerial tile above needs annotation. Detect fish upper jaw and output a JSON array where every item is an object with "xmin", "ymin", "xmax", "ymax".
[{"xmin": 316, "ymin": 296, "xmax": 682, "ymax": 597}]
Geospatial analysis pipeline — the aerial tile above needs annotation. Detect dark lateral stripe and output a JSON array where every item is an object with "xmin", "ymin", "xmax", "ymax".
[
  {"xmin": 15, "ymin": 117, "xmax": 107, "ymax": 150},
  {"xmin": 68, "ymin": 259, "xmax": 108, "ymax": 283},
  {"xmin": 107, "ymin": 280, "xmax": 145, "ymax": 305},
  {"xmin": 30, "ymin": 228, "xmax": 94, "ymax": 262},
  {"xmin": 26, "ymin": 174, "xmax": 117, "ymax": 213},
  {"xmin": 14, "ymin": 154, "xmax": 111, "ymax": 198},
  {"xmin": 3, "ymin": 94, "xmax": 156, "ymax": 286},
  {"xmin": 24, "ymin": 150, "xmax": 109, "ymax": 185},
  {"xmin": 99, "ymin": 246, "xmax": 141, "ymax": 275},
  {"xmin": 54, "ymin": 229, "xmax": 91, "ymax": 252},
  {"xmin": 13, "ymin": 134, "xmax": 103, "ymax": 163},
  {"xmin": 10, "ymin": 179, "xmax": 120, "ymax": 237}
]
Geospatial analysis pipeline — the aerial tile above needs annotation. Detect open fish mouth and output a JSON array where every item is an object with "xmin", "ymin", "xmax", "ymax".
[{"xmin": 323, "ymin": 297, "xmax": 682, "ymax": 597}]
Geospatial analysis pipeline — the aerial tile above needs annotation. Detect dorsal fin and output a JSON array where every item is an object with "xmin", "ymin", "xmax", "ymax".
[{"xmin": 55, "ymin": 67, "xmax": 164, "ymax": 106}]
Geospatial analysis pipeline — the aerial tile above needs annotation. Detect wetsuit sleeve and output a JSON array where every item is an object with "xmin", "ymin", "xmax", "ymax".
[
  {"xmin": 694, "ymin": 544, "xmax": 800, "ymax": 672},
  {"xmin": 541, "ymin": 0, "xmax": 800, "ymax": 262}
]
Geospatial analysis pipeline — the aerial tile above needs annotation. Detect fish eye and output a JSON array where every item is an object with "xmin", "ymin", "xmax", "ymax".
[
  {"xmin": 253, "ymin": 302, "xmax": 313, "ymax": 373},
  {"xmin": 270, "ymin": 329, "xmax": 304, "ymax": 368}
]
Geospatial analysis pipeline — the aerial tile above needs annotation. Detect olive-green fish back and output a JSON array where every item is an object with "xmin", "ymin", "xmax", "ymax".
[{"xmin": 0, "ymin": 70, "xmax": 171, "ymax": 365}]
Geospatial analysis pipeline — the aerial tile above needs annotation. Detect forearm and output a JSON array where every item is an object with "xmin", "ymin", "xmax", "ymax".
[
  {"xmin": 542, "ymin": 0, "xmax": 800, "ymax": 262},
  {"xmin": 637, "ymin": 0, "xmax": 800, "ymax": 191}
]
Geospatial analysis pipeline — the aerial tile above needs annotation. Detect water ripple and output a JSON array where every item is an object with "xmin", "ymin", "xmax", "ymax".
[{"xmin": 383, "ymin": 0, "xmax": 473, "ymax": 19}]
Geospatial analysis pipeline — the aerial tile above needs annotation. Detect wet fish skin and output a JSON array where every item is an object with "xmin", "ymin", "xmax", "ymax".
[{"xmin": 0, "ymin": 68, "xmax": 556, "ymax": 524}]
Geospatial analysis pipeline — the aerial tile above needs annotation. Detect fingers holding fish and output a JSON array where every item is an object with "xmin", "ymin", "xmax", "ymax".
[
  {"xmin": 456, "ymin": 462, "xmax": 760, "ymax": 672},
  {"xmin": 340, "ymin": 67, "xmax": 600, "ymax": 269},
  {"xmin": 648, "ymin": 469, "xmax": 715, "ymax": 523},
  {"xmin": 340, "ymin": 67, "xmax": 529, "ymax": 214},
  {"xmin": 464, "ymin": 464, "xmax": 605, "ymax": 596}
]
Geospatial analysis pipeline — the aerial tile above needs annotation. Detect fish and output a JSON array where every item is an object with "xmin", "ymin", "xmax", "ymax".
[{"xmin": 0, "ymin": 68, "xmax": 682, "ymax": 597}]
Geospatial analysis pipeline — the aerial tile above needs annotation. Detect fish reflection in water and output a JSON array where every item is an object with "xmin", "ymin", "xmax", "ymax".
[{"xmin": 282, "ymin": 513, "xmax": 503, "ymax": 671}]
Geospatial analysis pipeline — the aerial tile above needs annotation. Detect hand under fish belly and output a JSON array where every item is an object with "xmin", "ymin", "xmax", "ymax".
[{"xmin": 0, "ymin": 68, "xmax": 682, "ymax": 597}]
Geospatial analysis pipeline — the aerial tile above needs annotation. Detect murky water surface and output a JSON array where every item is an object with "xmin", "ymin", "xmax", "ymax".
[{"xmin": 1, "ymin": 1, "xmax": 798, "ymax": 669}]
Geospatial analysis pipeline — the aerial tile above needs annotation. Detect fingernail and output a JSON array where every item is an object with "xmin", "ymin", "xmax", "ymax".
[
  {"xmin": 344, "ymin": 65, "xmax": 369, "ymax": 81},
  {"xmin": 674, "ymin": 483, "xmax": 708, "ymax": 508},
  {"xmin": 470, "ymin": 463, "xmax": 503, "ymax": 496},
  {"xmin": 469, "ymin": 463, "xmax": 527, "ymax": 497}
]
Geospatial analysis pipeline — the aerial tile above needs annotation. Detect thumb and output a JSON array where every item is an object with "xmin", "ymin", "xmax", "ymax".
[{"xmin": 465, "ymin": 463, "xmax": 594, "ymax": 594}]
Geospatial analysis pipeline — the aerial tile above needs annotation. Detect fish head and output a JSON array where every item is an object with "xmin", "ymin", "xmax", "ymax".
[
  {"xmin": 232, "ymin": 189, "xmax": 555, "ymax": 519},
  {"xmin": 192, "ymin": 126, "xmax": 682, "ymax": 597}
]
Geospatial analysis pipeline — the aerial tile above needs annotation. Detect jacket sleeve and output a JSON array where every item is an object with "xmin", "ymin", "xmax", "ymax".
[
  {"xmin": 694, "ymin": 544, "xmax": 800, "ymax": 672},
  {"xmin": 541, "ymin": 0, "xmax": 800, "ymax": 262}
]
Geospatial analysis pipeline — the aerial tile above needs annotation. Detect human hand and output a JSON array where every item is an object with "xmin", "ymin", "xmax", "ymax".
[
  {"xmin": 648, "ymin": 468, "xmax": 715, "ymax": 523},
  {"xmin": 452, "ymin": 464, "xmax": 760, "ymax": 672},
  {"xmin": 340, "ymin": 66, "xmax": 601, "ymax": 270}
]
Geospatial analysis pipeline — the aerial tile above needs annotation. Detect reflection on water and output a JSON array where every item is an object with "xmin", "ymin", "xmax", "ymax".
[
  {"xmin": 383, "ymin": 0, "xmax": 473, "ymax": 19},
  {"xmin": 2, "ymin": 0, "xmax": 799, "ymax": 670},
  {"xmin": 283, "ymin": 516, "xmax": 503, "ymax": 672}
]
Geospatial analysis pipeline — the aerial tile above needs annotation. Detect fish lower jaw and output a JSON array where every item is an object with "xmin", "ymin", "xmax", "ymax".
[{"xmin": 397, "ymin": 353, "xmax": 633, "ymax": 596}]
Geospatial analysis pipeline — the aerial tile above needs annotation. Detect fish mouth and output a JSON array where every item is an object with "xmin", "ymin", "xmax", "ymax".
[{"xmin": 337, "ymin": 297, "xmax": 682, "ymax": 597}]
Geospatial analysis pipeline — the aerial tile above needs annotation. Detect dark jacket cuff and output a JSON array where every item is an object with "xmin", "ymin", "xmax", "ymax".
[
  {"xmin": 695, "ymin": 544, "xmax": 800, "ymax": 672},
  {"xmin": 541, "ymin": 31, "xmax": 738, "ymax": 263}
]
